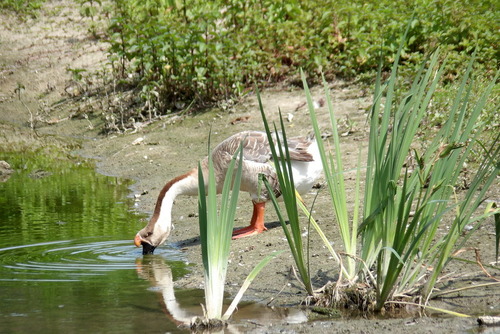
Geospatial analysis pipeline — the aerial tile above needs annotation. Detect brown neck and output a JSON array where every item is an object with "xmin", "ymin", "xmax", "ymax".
[{"xmin": 149, "ymin": 168, "xmax": 198, "ymax": 226}]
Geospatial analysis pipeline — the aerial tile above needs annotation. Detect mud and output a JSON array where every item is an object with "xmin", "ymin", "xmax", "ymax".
[{"xmin": 1, "ymin": 2, "xmax": 498, "ymax": 333}]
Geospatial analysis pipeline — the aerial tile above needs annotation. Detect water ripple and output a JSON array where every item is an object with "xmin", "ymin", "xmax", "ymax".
[{"xmin": 0, "ymin": 238, "xmax": 184, "ymax": 282}]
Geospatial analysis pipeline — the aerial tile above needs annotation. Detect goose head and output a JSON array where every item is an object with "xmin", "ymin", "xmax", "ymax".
[
  {"xmin": 134, "ymin": 170, "xmax": 198, "ymax": 255},
  {"xmin": 134, "ymin": 224, "xmax": 170, "ymax": 255}
]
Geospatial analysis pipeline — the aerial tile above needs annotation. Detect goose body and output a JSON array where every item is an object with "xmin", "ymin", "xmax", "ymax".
[{"xmin": 134, "ymin": 130, "xmax": 323, "ymax": 254}]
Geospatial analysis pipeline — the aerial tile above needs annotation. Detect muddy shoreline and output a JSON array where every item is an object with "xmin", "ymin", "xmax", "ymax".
[{"xmin": 1, "ymin": 2, "xmax": 498, "ymax": 333}]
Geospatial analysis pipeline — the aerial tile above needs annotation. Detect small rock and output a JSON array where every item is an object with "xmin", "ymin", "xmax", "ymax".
[
  {"xmin": 131, "ymin": 137, "xmax": 144, "ymax": 145},
  {"xmin": 478, "ymin": 316, "xmax": 500, "ymax": 326},
  {"xmin": 29, "ymin": 169, "xmax": 52, "ymax": 179},
  {"xmin": 0, "ymin": 161, "xmax": 13, "ymax": 174},
  {"xmin": 0, "ymin": 161, "xmax": 14, "ymax": 182}
]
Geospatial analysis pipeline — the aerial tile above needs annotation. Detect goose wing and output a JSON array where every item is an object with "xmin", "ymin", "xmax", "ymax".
[
  {"xmin": 283, "ymin": 136, "xmax": 314, "ymax": 162},
  {"xmin": 214, "ymin": 131, "xmax": 314, "ymax": 164}
]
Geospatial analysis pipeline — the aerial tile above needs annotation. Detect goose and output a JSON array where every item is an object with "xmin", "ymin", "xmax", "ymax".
[{"xmin": 134, "ymin": 130, "xmax": 323, "ymax": 254}]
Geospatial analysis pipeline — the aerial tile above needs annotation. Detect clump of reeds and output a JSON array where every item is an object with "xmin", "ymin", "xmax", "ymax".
[{"xmin": 262, "ymin": 25, "xmax": 500, "ymax": 313}]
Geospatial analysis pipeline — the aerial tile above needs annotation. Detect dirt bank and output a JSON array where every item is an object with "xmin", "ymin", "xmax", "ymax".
[{"xmin": 1, "ymin": 2, "xmax": 498, "ymax": 333}]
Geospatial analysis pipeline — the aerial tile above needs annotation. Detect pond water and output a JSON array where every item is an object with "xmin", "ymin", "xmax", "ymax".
[
  {"xmin": 0, "ymin": 152, "xmax": 191, "ymax": 333},
  {"xmin": 0, "ymin": 152, "xmax": 309, "ymax": 334}
]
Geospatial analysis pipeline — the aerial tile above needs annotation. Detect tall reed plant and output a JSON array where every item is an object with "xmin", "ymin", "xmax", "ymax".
[
  {"xmin": 259, "ymin": 101, "xmax": 315, "ymax": 296},
  {"xmin": 358, "ymin": 46, "xmax": 499, "ymax": 308},
  {"xmin": 259, "ymin": 97, "xmax": 352, "ymax": 296},
  {"xmin": 272, "ymin": 30, "xmax": 499, "ymax": 311},
  {"xmin": 197, "ymin": 134, "xmax": 282, "ymax": 323},
  {"xmin": 197, "ymin": 138, "xmax": 243, "ymax": 319},
  {"xmin": 304, "ymin": 70, "xmax": 362, "ymax": 283}
]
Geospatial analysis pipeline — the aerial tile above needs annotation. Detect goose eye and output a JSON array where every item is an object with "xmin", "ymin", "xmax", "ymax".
[{"xmin": 146, "ymin": 232, "xmax": 153, "ymax": 237}]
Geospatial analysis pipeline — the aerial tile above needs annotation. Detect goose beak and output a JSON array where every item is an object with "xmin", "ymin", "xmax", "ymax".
[
  {"xmin": 134, "ymin": 234, "xmax": 142, "ymax": 247},
  {"xmin": 134, "ymin": 234, "xmax": 156, "ymax": 255}
]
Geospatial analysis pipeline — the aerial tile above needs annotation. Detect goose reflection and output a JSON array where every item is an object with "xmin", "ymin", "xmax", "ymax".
[
  {"xmin": 135, "ymin": 256, "xmax": 308, "ymax": 331},
  {"xmin": 135, "ymin": 256, "xmax": 197, "ymax": 327}
]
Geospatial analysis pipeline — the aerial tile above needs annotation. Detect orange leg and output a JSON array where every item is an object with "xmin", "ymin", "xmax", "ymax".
[{"xmin": 232, "ymin": 201, "xmax": 267, "ymax": 239}]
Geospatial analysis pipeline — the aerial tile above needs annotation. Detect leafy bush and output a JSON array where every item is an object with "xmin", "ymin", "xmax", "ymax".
[
  {"xmin": 0, "ymin": 0, "xmax": 44, "ymax": 14},
  {"xmin": 104, "ymin": 0, "xmax": 498, "ymax": 121}
]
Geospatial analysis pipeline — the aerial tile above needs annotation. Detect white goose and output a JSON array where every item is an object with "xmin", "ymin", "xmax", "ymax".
[{"xmin": 134, "ymin": 130, "xmax": 323, "ymax": 254}]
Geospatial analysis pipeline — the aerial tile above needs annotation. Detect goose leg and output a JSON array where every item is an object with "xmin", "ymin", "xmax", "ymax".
[{"xmin": 232, "ymin": 201, "xmax": 267, "ymax": 239}]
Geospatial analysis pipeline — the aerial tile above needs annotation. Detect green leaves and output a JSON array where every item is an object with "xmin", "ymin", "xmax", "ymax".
[
  {"xmin": 0, "ymin": 0, "xmax": 44, "ymax": 14},
  {"xmin": 103, "ymin": 0, "xmax": 497, "ymax": 133},
  {"xmin": 222, "ymin": 250, "xmax": 282, "ymax": 320}
]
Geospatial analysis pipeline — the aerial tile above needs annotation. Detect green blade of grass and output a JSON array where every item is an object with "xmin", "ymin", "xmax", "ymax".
[
  {"xmin": 495, "ymin": 204, "xmax": 500, "ymax": 262},
  {"xmin": 385, "ymin": 301, "xmax": 472, "ymax": 318},
  {"xmin": 222, "ymin": 250, "xmax": 283, "ymax": 320}
]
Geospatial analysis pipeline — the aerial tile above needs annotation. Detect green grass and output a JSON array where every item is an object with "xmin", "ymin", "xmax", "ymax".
[
  {"xmin": 0, "ymin": 0, "xmax": 44, "ymax": 14},
  {"xmin": 259, "ymin": 103, "xmax": 358, "ymax": 297}
]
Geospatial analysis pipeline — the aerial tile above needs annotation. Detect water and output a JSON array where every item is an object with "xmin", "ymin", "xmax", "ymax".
[
  {"xmin": 0, "ymin": 152, "xmax": 189, "ymax": 333},
  {"xmin": 0, "ymin": 152, "xmax": 308, "ymax": 333}
]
